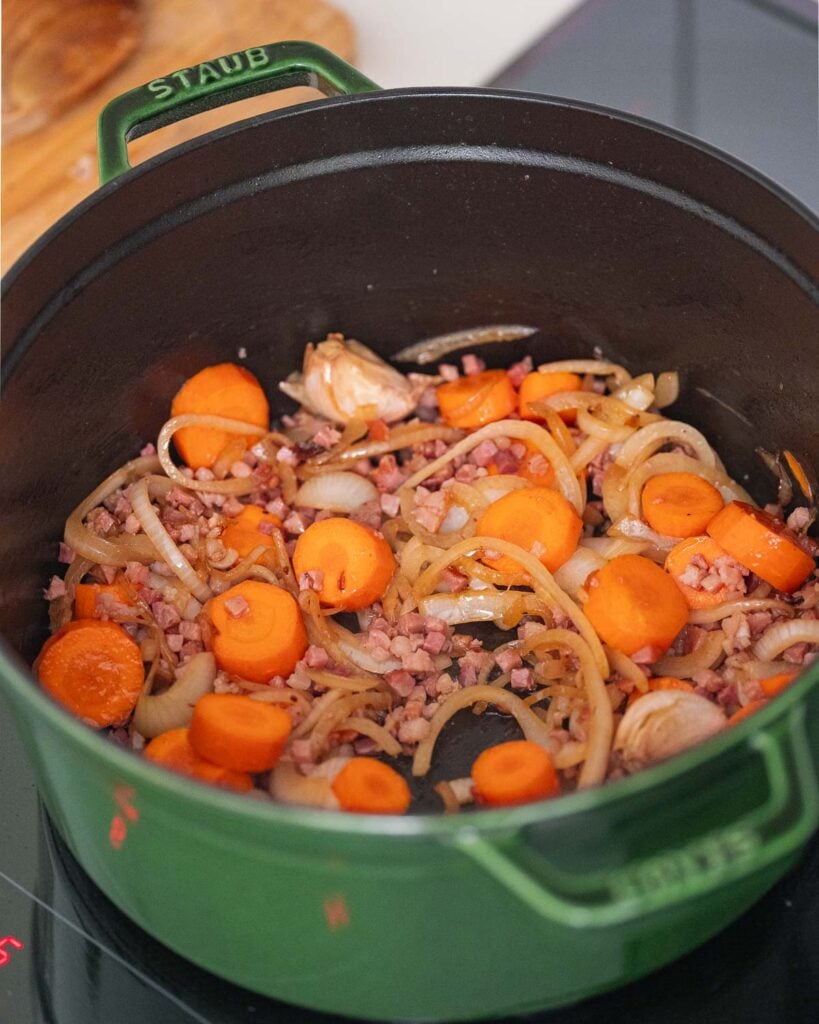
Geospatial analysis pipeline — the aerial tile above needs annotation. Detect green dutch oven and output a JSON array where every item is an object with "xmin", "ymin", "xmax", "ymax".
[{"xmin": 1, "ymin": 42, "xmax": 818, "ymax": 1022}]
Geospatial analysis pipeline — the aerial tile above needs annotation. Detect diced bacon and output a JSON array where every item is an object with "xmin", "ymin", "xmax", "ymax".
[
  {"xmin": 495, "ymin": 649, "xmax": 523, "ymax": 673},
  {"xmin": 58, "ymin": 542, "xmax": 75, "ymax": 564},
  {"xmin": 510, "ymin": 667, "xmax": 535, "ymax": 691},
  {"xmin": 385, "ymin": 669, "xmax": 416, "ymax": 698},
  {"xmin": 506, "ymin": 356, "xmax": 533, "ymax": 387},
  {"xmin": 221, "ymin": 496, "xmax": 245, "ymax": 517},
  {"xmin": 390, "ymin": 635, "xmax": 415, "ymax": 658},
  {"xmin": 398, "ymin": 717, "xmax": 431, "ymax": 744},
  {"xmin": 87, "ymin": 507, "xmax": 116, "ymax": 535},
  {"xmin": 114, "ymin": 495, "xmax": 133, "ymax": 521},
  {"xmin": 180, "ymin": 641, "xmax": 204, "ymax": 659},
  {"xmin": 397, "ymin": 612, "xmax": 426, "ymax": 635},
  {"xmin": 402, "ymin": 650, "xmax": 436, "ymax": 673},
  {"xmin": 588, "ymin": 445, "xmax": 614, "ymax": 497},
  {"xmin": 438, "ymin": 566, "xmax": 469, "ymax": 593},
  {"xmin": 784, "ymin": 643, "xmax": 810, "ymax": 664},
  {"xmin": 298, "ymin": 570, "xmax": 324, "ymax": 592},
  {"xmin": 372, "ymin": 454, "xmax": 406, "ymax": 492},
  {"xmin": 354, "ymin": 737, "xmax": 381, "ymax": 755},
  {"xmin": 438, "ymin": 363, "xmax": 459, "ymax": 381},
  {"xmin": 462, "ymin": 354, "xmax": 486, "ymax": 376},
  {"xmin": 44, "ymin": 576, "xmax": 66, "ymax": 600},
  {"xmin": 124, "ymin": 561, "xmax": 150, "ymax": 585},
  {"xmin": 140, "ymin": 442, "xmax": 157, "ymax": 456},
  {"xmin": 471, "ymin": 439, "xmax": 499, "ymax": 467},
  {"xmin": 283, "ymin": 511, "xmax": 308, "ymax": 535},
  {"xmin": 787, "ymin": 506, "xmax": 813, "ymax": 533},
  {"xmin": 153, "ymin": 601, "xmax": 181, "ymax": 628},
  {"xmin": 630, "ymin": 646, "xmax": 661, "ymax": 665},
  {"xmin": 692, "ymin": 669, "xmax": 724, "ymax": 691},
  {"xmin": 380, "ymin": 492, "xmax": 401, "ymax": 517},
  {"xmin": 167, "ymin": 486, "xmax": 197, "ymax": 508},
  {"xmin": 290, "ymin": 738, "xmax": 315, "ymax": 764},
  {"xmin": 491, "ymin": 448, "xmax": 520, "ymax": 474},
  {"xmin": 313, "ymin": 425, "xmax": 342, "ymax": 449},
  {"xmin": 266, "ymin": 497, "xmax": 289, "ymax": 519},
  {"xmin": 223, "ymin": 595, "xmax": 250, "ymax": 619},
  {"xmin": 177, "ymin": 524, "xmax": 197, "ymax": 543},
  {"xmin": 304, "ymin": 645, "xmax": 330, "ymax": 669},
  {"xmin": 351, "ymin": 500, "xmax": 383, "ymax": 531},
  {"xmin": 366, "ymin": 628, "xmax": 392, "ymax": 651},
  {"xmin": 229, "ymin": 460, "xmax": 252, "ymax": 479},
  {"xmin": 167, "ymin": 633, "xmax": 185, "ymax": 653},
  {"xmin": 195, "ymin": 467, "xmax": 215, "ymax": 482},
  {"xmin": 422, "ymin": 631, "xmax": 448, "ymax": 655},
  {"xmin": 179, "ymin": 621, "xmax": 202, "ymax": 641},
  {"xmin": 426, "ymin": 616, "xmax": 448, "ymax": 633},
  {"xmin": 276, "ymin": 446, "xmax": 299, "ymax": 466}
]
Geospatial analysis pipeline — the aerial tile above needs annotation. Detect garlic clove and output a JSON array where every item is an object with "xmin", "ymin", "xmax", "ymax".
[{"xmin": 614, "ymin": 689, "xmax": 726, "ymax": 770}]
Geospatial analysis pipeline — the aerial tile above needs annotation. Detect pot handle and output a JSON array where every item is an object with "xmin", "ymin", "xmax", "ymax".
[
  {"xmin": 97, "ymin": 40, "xmax": 380, "ymax": 185},
  {"xmin": 451, "ymin": 703, "xmax": 818, "ymax": 929}
]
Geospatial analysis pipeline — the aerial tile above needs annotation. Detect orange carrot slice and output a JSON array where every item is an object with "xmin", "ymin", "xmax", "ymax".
[
  {"xmin": 472, "ymin": 740, "xmax": 559, "ymax": 806},
  {"xmin": 664, "ymin": 535, "xmax": 735, "ymax": 609},
  {"xmin": 518, "ymin": 371, "xmax": 582, "ymax": 423},
  {"xmin": 293, "ymin": 517, "xmax": 396, "ymax": 611},
  {"xmin": 220, "ymin": 505, "xmax": 282, "ymax": 560},
  {"xmin": 583, "ymin": 554, "xmax": 689, "ymax": 657},
  {"xmin": 144, "ymin": 727, "xmax": 253, "ymax": 791},
  {"xmin": 331, "ymin": 757, "xmax": 411, "ymax": 814},
  {"xmin": 189, "ymin": 693, "xmax": 292, "ymax": 773},
  {"xmin": 760, "ymin": 671, "xmax": 798, "ymax": 698},
  {"xmin": 728, "ymin": 700, "xmax": 768, "ymax": 726},
  {"xmin": 37, "ymin": 619, "xmax": 144, "ymax": 727},
  {"xmin": 207, "ymin": 580, "xmax": 307, "ymax": 682},
  {"xmin": 74, "ymin": 579, "xmax": 133, "ymax": 619},
  {"xmin": 437, "ymin": 370, "xmax": 516, "ymax": 429},
  {"xmin": 171, "ymin": 363, "xmax": 269, "ymax": 469},
  {"xmin": 641, "ymin": 472, "xmax": 724, "ymax": 538},
  {"xmin": 475, "ymin": 487, "xmax": 582, "ymax": 574},
  {"xmin": 707, "ymin": 501, "xmax": 814, "ymax": 593}
]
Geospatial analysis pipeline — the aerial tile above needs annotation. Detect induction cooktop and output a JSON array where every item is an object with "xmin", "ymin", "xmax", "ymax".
[{"xmin": 2, "ymin": 1, "xmax": 817, "ymax": 1021}]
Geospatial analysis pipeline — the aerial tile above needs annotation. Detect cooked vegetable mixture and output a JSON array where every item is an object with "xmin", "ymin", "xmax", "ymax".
[{"xmin": 38, "ymin": 334, "xmax": 819, "ymax": 812}]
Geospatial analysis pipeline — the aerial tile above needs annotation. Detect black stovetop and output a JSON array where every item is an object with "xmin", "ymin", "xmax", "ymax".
[{"xmin": 2, "ymin": 1, "xmax": 817, "ymax": 1021}]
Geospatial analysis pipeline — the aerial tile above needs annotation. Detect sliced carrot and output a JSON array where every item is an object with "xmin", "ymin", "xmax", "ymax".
[
  {"xmin": 760, "ymin": 671, "xmax": 798, "ymax": 698},
  {"xmin": 437, "ymin": 369, "xmax": 516, "ymax": 429},
  {"xmin": 207, "ymin": 580, "xmax": 307, "ymax": 682},
  {"xmin": 728, "ymin": 700, "xmax": 768, "ymax": 726},
  {"xmin": 707, "ymin": 501, "xmax": 814, "ymax": 593},
  {"xmin": 472, "ymin": 740, "xmax": 559, "ymax": 806},
  {"xmin": 292, "ymin": 517, "xmax": 397, "ymax": 611},
  {"xmin": 37, "ymin": 619, "xmax": 144, "ymax": 727},
  {"xmin": 144, "ymin": 727, "xmax": 253, "ymax": 791},
  {"xmin": 583, "ymin": 554, "xmax": 689, "ymax": 657},
  {"xmin": 220, "ymin": 505, "xmax": 282, "ymax": 560},
  {"xmin": 627, "ymin": 676, "xmax": 695, "ymax": 707},
  {"xmin": 74, "ymin": 579, "xmax": 133, "ymax": 619},
  {"xmin": 171, "ymin": 363, "xmax": 269, "ymax": 470},
  {"xmin": 331, "ymin": 757, "xmax": 411, "ymax": 814},
  {"xmin": 189, "ymin": 693, "xmax": 291, "ymax": 773},
  {"xmin": 664, "ymin": 535, "xmax": 734, "ymax": 609},
  {"xmin": 475, "ymin": 487, "xmax": 582, "ymax": 575},
  {"xmin": 641, "ymin": 472, "xmax": 724, "ymax": 538},
  {"xmin": 518, "ymin": 371, "xmax": 582, "ymax": 423}
]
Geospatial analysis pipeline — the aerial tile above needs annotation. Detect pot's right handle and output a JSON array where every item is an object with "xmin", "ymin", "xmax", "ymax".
[
  {"xmin": 97, "ymin": 40, "xmax": 380, "ymax": 185},
  {"xmin": 452, "ymin": 703, "xmax": 818, "ymax": 929}
]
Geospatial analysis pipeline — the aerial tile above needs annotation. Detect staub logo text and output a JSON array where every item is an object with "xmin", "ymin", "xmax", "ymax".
[{"xmin": 147, "ymin": 48, "xmax": 272, "ymax": 100}]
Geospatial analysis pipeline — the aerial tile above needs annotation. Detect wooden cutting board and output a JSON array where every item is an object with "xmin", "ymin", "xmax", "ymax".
[{"xmin": 1, "ymin": 0, "xmax": 355, "ymax": 270}]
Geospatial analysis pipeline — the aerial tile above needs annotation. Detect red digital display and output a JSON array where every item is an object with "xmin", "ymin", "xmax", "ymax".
[{"xmin": 0, "ymin": 936, "xmax": 24, "ymax": 967}]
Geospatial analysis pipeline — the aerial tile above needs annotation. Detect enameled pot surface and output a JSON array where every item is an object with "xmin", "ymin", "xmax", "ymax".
[{"xmin": 2, "ymin": 71, "xmax": 818, "ymax": 1020}]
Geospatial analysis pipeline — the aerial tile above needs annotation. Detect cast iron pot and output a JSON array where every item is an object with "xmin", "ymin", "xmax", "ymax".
[{"xmin": 2, "ymin": 42, "xmax": 818, "ymax": 1023}]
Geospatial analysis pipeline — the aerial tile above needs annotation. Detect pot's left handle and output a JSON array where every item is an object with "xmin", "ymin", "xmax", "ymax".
[{"xmin": 97, "ymin": 40, "xmax": 381, "ymax": 185}]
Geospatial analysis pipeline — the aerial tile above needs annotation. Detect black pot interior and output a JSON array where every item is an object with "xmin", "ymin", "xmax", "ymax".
[{"xmin": 2, "ymin": 91, "xmax": 817, "ymax": 802}]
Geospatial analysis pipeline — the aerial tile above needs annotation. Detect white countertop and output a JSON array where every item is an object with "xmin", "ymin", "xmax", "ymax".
[{"xmin": 334, "ymin": 0, "xmax": 584, "ymax": 88}]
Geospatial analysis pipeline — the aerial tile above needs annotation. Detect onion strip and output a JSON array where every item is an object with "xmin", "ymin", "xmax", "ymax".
[
  {"xmin": 654, "ymin": 630, "xmax": 726, "ymax": 678},
  {"xmin": 394, "ymin": 324, "xmax": 536, "ymax": 365},
  {"xmin": 340, "ymin": 716, "xmax": 402, "ymax": 756},
  {"xmin": 753, "ymin": 620, "xmax": 819, "ymax": 662},
  {"xmin": 689, "ymin": 599, "xmax": 795, "ymax": 626},
  {"xmin": 157, "ymin": 414, "xmax": 266, "ymax": 494}
]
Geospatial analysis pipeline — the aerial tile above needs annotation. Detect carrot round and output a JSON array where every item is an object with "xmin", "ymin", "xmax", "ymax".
[
  {"xmin": 728, "ymin": 700, "xmax": 768, "ymax": 726},
  {"xmin": 760, "ymin": 671, "xmax": 798, "ymax": 698},
  {"xmin": 664, "ymin": 535, "xmax": 734, "ymax": 609},
  {"xmin": 220, "ymin": 505, "xmax": 282, "ymax": 560},
  {"xmin": 641, "ymin": 472, "xmax": 724, "ymax": 538},
  {"xmin": 171, "ymin": 363, "xmax": 269, "ymax": 469},
  {"xmin": 189, "ymin": 693, "xmax": 291, "ymax": 772},
  {"xmin": 331, "ymin": 757, "xmax": 411, "ymax": 814},
  {"xmin": 207, "ymin": 580, "xmax": 307, "ymax": 682},
  {"xmin": 292, "ymin": 517, "xmax": 396, "ymax": 610},
  {"xmin": 472, "ymin": 740, "xmax": 559, "ymax": 806},
  {"xmin": 707, "ymin": 501, "xmax": 814, "ymax": 593},
  {"xmin": 74, "ymin": 579, "xmax": 133, "ymax": 619},
  {"xmin": 583, "ymin": 554, "xmax": 689, "ymax": 657},
  {"xmin": 518, "ymin": 371, "xmax": 582, "ymax": 423},
  {"xmin": 475, "ymin": 487, "xmax": 582, "ymax": 575},
  {"xmin": 144, "ymin": 727, "xmax": 253, "ymax": 791},
  {"xmin": 37, "ymin": 619, "xmax": 144, "ymax": 727},
  {"xmin": 436, "ymin": 369, "xmax": 516, "ymax": 429},
  {"xmin": 627, "ymin": 676, "xmax": 695, "ymax": 707}
]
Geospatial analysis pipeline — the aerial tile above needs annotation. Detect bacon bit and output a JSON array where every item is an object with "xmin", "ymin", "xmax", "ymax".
[
  {"xmin": 166, "ymin": 634, "xmax": 185, "ymax": 653},
  {"xmin": 372, "ymin": 454, "xmax": 406, "ymax": 492},
  {"xmin": 179, "ymin": 621, "xmax": 202, "ymax": 641},
  {"xmin": 510, "ymin": 667, "xmax": 535, "ymax": 691},
  {"xmin": 290, "ymin": 738, "xmax": 315, "ymax": 763},
  {"xmin": 412, "ymin": 487, "xmax": 449, "ymax": 533},
  {"xmin": 379, "ymin": 492, "xmax": 401, "ymax": 517},
  {"xmin": 283, "ymin": 511, "xmax": 308, "ymax": 535},
  {"xmin": 492, "ymin": 448, "xmax": 520, "ymax": 474},
  {"xmin": 124, "ymin": 561, "xmax": 150, "ymax": 585},
  {"xmin": 397, "ymin": 612, "xmax": 425, "ymax": 635},
  {"xmin": 276, "ymin": 446, "xmax": 299, "ymax": 466},
  {"xmin": 58, "ymin": 542, "xmax": 75, "ymax": 564},
  {"xmin": 195, "ymin": 467, "xmax": 216, "ymax": 482},
  {"xmin": 44, "ymin": 576, "xmax": 66, "ymax": 600},
  {"xmin": 438, "ymin": 363, "xmax": 459, "ymax": 381},
  {"xmin": 385, "ymin": 669, "xmax": 416, "ymax": 698},
  {"xmin": 507, "ymin": 356, "xmax": 533, "ymax": 387},
  {"xmin": 399, "ymin": 717, "xmax": 431, "ymax": 744},
  {"xmin": 313, "ymin": 425, "xmax": 342, "ymax": 449},
  {"xmin": 402, "ymin": 650, "xmax": 436, "ymax": 673},
  {"xmin": 630, "ymin": 645, "xmax": 661, "ymax": 665},
  {"xmin": 230, "ymin": 460, "xmax": 252, "ymax": 478},
  {"xmin": 87, "ymin": 507, "xmax": 117, "ymax": 535},
  {"xmin": 438, "ymin": 566, "xmax": 469, "ymax": 593},
  {"xmin": 495, "ymin": 648, "xmax": 522, "ymax": 673},
  {"xmin": 350, "ymin": 500, "xmax": 383, "ymax": 531},
  {"xmin": 140, "ymin": 442, "xmax": 157, "ymax": 456},
  {"xmin": 153, "ymin": 601, "xmax": 181, "ymax": 629},
  {"xmin": 422, "ymin": 631, "xmax": 449, "ymax": 655},
  {"xmin": 224, "ymin": 595, "xmax": 250, "ymax": 619},
  {"xmin": 368, "ymin": 419, "xmax": 391, "ymax": 442},
  {"xmin": 471, "ymin": 439, "xmax": 499, "ymax": 467},
  {"xmin": 462, "ymin": 354, "xmax": 486, "ymax": 376},
  {"xmin": 304, "ymin": 645, "xmax": 330, "ymax": 669},
  {"xmin": 266, "ymin": 497, "xmax": 289, "ymax": 519}
]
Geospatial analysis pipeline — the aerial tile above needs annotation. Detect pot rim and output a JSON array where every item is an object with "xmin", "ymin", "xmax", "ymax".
[{"xmin": 2, "ymin": 84, "xmax": 818, "ymax": 838}]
